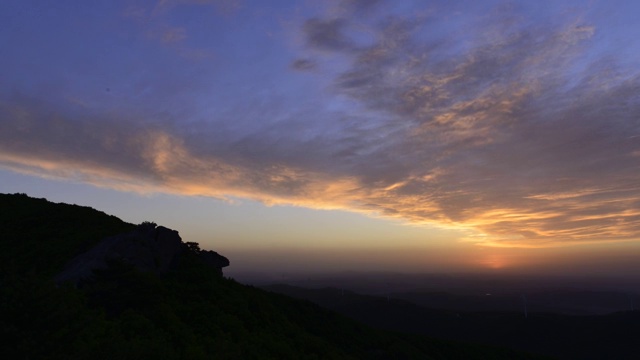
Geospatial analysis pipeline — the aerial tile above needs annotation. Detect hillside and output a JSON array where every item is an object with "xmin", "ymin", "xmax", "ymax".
[
  {"xmin": 0, "ymin": 193, "xmax": 546, "ymax": 359},
  {"xmin": 263, "ymin": 284, "xmax": 640, "ymax": 359}
]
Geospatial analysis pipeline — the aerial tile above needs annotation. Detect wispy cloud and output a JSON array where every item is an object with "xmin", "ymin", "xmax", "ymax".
[
  {"xmin": 2, "ymin": 0, "xmax": 639, "ymax": 248},
  {"xmin": 290, "ymin": 58, "xmax": 317, "ymax": 71},
  {"xmin": 162, "ymin": 27, "xmax": 187, "ymax": 43}
]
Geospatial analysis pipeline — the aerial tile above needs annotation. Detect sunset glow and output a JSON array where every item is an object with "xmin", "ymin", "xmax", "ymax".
[{"xmin": 2, "ymin": 0, "xmax": 640, "ymax": 278}]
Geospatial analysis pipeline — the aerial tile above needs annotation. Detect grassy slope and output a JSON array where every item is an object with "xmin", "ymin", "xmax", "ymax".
[{"xmin": 0, "ymin": 193, "xmax": 547, "ymax": 359}]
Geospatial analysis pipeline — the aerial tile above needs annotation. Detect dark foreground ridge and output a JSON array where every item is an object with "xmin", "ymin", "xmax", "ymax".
[{"xmin": 0, "ymin": 193, "xmax": 546, "ymax": 359}]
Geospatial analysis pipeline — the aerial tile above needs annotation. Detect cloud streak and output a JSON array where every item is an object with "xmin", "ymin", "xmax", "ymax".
[{"xmin": 1, "ymin": 0, "xmax": 639, "ymax": 248}]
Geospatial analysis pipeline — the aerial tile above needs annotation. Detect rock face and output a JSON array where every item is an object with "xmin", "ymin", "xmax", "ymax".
[
  {"xmin": 200, "ymin": 250, "xmax": 230, "ymax": 276},
  {"xmin": 55, "ymin": 224, "xmax": 229, "ymax": 285}
]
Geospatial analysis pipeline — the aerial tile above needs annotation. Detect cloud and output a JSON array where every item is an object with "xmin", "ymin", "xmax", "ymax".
[
  {"xmin": 162, "ymin": 27, "xmax": 187, "ymax": 43},
  {"xmin": 125, "ymin": 0, "xmax": 234, "ymax": 54},
  {"xmin": 291, "ymin": 59, "xmax": 317, "ymax": 71},
  {"xmin": 303, "ymin": 18, "xmax": 357, "ymax": 52},
  {"xmin": 288, "ymin": 1, "xmax": 639, "ymax": 245},
  {"xmin": 0, "ymin": 93, "xmax": 363, "ymax": 208},
  {"xmin": 2, "ymin": 0, "xmax": 640, "ymax": 248}
]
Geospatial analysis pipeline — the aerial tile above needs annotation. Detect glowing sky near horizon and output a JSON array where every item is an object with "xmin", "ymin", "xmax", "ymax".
[{"xmin": 1, "ymin": 0, "xmax": 640, "ymax": 277}]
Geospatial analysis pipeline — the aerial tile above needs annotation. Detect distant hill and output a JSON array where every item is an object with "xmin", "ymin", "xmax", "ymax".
[
  {"xmin": 390, "ymin": 289, "xmax": 639, "ymax": 315},
  {"xmin": 0, "ymin": 193, "xmax": 545, "ymax": 359},
  {"xmin": 263, "ymin": 284, "xmax": 640, "ymax": 360}
]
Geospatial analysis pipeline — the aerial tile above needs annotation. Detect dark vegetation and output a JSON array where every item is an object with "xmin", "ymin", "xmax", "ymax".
[
  {"xmin": 0, "ymin": 193, "xmax": 546, "ymax": 359},
  {"xmin": 264, "ymin": 284, "xmax": 640, "ymax": 360}
]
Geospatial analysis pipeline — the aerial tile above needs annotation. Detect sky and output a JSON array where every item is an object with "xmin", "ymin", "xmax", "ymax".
[{"xmin": 1, "ymin": 0, "xmax": 640, "ymax": 280}]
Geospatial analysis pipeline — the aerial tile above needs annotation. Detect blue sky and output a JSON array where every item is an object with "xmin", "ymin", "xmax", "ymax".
[{"xmin": 2, "ymin": 0, "xmax": 640, "ymax": 278}]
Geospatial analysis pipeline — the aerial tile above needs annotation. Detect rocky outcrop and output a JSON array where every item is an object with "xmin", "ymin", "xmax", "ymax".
[
  {"xmin": 55, "ymin": 223, "xmax": 229, "ymax": 285},
  {"xmin": 200, "ymin": 250, "xmax": 230, "ymax": 276}
]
